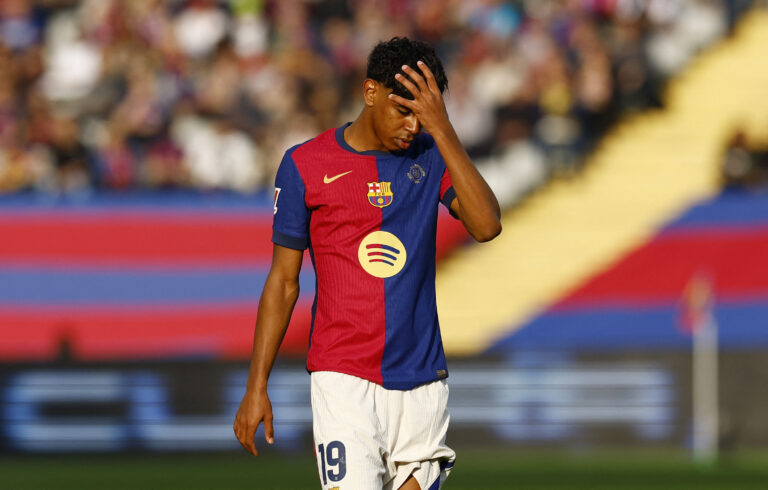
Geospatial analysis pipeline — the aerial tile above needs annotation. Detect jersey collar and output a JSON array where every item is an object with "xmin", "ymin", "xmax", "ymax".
[{"xmin": 335, "ymin": 122, "xmax": 409, "ymax": 158}]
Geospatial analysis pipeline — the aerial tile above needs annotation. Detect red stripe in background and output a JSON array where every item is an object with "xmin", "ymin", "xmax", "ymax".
[
  {"xmin": 436, "ymin": 211, "xmax": 470, "ymax": 260},
  {"xmin": 0, "ymin": 213, "xmax": 464, "ymax": 263},
  {"xmin": 0, "ymin": 215, "xmax": 274, "ymax": 263},
  {"xmin": 556, "ymin": 227, "xmax": 768, "ymax": 309},
  {"xmin": 0, "ymin": 301, "xmax": 313, "ymax": 361},
  {"xmin": 0, "ymin": 210, "xmax": 466, "ymax": 362}
]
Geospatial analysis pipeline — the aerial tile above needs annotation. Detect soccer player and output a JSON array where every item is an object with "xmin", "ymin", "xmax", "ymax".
[{"xmin": 233, "ymin": 37, "xmax": 501, "ymax": 490}]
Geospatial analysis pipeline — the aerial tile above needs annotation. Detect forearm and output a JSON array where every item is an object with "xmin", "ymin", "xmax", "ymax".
[
  {"xmin": 244, "ymin": 274, "xmax": 300, "ymax": 394},
  {"xmin": 431, "ymin": 125, "xmax": 501, "ymax": 241},
  {"xmin": 389, "ymin": 61, "xmax": 501, "ymax": 241}
]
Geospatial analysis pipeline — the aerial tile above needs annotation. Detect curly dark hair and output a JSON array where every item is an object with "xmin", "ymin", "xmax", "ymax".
[{"xmin": 366, "ymin": 37, "xmax": 448, "ymax": 100}]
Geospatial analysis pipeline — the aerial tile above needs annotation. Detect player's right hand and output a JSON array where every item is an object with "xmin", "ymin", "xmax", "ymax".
[{"xmin": 233, "ymin": 390, "xmax": 274, "ymax": 457}]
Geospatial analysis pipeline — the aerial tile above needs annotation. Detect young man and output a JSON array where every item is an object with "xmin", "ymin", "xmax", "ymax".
[{"xmin": 233, "ymin": 37, "xmax": 501, "ymax": 490}]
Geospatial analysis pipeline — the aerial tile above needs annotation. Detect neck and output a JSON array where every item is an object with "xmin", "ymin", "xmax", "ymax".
[{"xmin": 343, "ymin": 110, "xmax": 385, "ymax": 152}]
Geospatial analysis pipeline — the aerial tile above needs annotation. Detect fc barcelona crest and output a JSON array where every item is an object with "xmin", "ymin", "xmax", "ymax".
[{"xmin": 367, "ymin": 181, "xmax": 393, "ymax": 208}]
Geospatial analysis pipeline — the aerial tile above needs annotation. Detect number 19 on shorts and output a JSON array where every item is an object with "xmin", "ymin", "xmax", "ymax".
[{"xmin": 317, "ymin": 440, "xmax": 346, "ymax": 486}]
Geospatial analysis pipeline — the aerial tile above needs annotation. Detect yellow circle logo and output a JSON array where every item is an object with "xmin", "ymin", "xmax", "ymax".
[{"xmin": 358, "ymin": 231, "xmax": 407, "ymax": 278}]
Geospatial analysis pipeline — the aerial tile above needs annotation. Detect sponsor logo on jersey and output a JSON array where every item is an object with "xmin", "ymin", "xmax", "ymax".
[
  {"xmin": 366, "ymin": 181, "xmax": 393, "ymax": 208},
  {"xmin": 358, "ymin": 231, "xmax": 406, "ymax": 278},
  {"xmin": 407, "ymin": 163, "xmax": 425, "ymax": 183}
]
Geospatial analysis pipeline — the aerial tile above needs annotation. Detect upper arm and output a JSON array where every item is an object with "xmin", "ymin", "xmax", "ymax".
[
  {"xmin": 269, "ymin": 150, "xmax": 308, "ymax": 294},
  {"xmin": 268, "ymin": 244, "xmax": 303, "ymax": 286}
]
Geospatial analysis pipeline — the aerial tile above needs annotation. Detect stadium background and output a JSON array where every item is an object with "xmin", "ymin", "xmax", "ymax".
[{"xmin": 2, "ymin": 0, "xmax": 768, "ymax": 488}]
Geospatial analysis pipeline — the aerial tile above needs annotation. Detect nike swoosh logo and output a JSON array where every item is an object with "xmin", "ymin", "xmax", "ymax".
[{"xmin": 323, "ymin": 171, "xmax": 352, "ymax": 184}]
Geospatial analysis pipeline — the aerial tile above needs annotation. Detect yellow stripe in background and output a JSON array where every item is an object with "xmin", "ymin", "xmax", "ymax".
[{"xmin": 437, "ymin": 10, "xmax": 768, "ymax": 357}]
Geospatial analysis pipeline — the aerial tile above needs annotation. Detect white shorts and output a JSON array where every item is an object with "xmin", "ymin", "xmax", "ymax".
[{"xmin": 310, "ymin": 371, "xmax": 455, "ymax": 490}]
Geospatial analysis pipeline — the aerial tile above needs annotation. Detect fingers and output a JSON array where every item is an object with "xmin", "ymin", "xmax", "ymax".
[
  {"xmin": 394, "ymin": 71, "xmax": 420, "ymax": 99},
  {"xmin": 246, "ymin": 426, "xmax": 260, "ymax": 456},
  {"xmin": 416, "ymin": 60, "xmax": 439, "ymax": 93},
  {"xmin": 401, "ymin": 64, "xmax": 430, "ymax": 94},
  {"xmin": 233, "ymin": 393, "xmax": 274, "ymax": 457},
  {"xmin": 387, "ymin": 92, "xmax": 414, "ymax": 109},
  {"xmin": 264, "ymin": 411, "xmax": 275, "ymax": 445},
  {"xmin": 396, "ymin": 62, "xmax": 441, "ymax": 107},
  {"xmin": 233, "ymin": 415, "xmax": 261, "ymax": 457},
  {"xmin": 234, "ymin": 424, "xmax": 259, "ymax": 456}
]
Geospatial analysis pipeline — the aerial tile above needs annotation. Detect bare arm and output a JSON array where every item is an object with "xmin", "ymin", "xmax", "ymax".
[
  {"xmin": 390, "ymin": 61, "xmax": 502, "ymax": 242},
  {"xmin": 233, "ymin": 244, "xmax": 303, "ymax": 456}
]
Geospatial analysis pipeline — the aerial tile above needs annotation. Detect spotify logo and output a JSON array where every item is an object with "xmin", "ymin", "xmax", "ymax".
[{"xmin": 357, "ymin": 231, "xmax": 407, "ymax": 278}]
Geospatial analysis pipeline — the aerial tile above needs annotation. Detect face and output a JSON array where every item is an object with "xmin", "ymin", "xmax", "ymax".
[{"xmin": 365, "ymin": 80, "xmax": 420, "ymax": 152}]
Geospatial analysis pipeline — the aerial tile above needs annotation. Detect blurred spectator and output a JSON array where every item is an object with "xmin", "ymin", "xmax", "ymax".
[
  {"xmin": 0, "ymin": 0, "xmax": 43, "ymax": 52},
  {"xmin": 48, "ymin": 113, "xmax": 92, "ymax": 193},
  {"xmin": 174, "ymin": 0, "xmax": 229, "ymax": 59},
  {"xmin": 721, "ymin": 129, "xmax": 768, "ymax": 190},
  {"xmin": 0, "ymin": 0, "xmax": 751, "ymax": 199}
]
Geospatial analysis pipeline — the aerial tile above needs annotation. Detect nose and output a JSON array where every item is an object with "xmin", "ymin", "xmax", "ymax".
[{"xmin": 404, "ymin": 114, "xmax": 420, "ymax": 135}]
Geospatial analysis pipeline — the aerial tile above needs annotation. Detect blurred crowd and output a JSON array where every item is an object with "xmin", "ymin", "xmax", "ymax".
[{"xmin": 0, "ymin": 0, "xmax": 752, "ymax": 201}]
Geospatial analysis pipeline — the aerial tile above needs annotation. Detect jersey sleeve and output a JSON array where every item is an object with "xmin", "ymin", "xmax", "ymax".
[
  {"xmin": 440, "ymin": 167, "xmax": 456, "ymax": 208},
  {"xmin": 422, "ymin": 132, "xmax": 458, "ymax": 219},
  {"xmin": 439, "ymin": 167, "xmax": 459, "ymax": 219},
  {"xmin": 272, "ymin": 150, "xmax": 310, "ymax": 250}
]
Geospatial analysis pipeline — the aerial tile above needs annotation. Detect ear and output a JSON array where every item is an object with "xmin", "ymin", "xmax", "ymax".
[{"xmin": 363, "ymin": 79, "xmax": 377, "ymax": 107}]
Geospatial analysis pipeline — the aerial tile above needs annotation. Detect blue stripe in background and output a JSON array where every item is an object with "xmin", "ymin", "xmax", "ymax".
[
  {"xmin": 486, "ymin": 300, "xmax": 768, "ymax": 353},
  {"xmin": 0, "ymin": 269, "xmax": 316, "ymax": 305},
  {"xmin": 664, "ymin": 191, "xmax": 768, "ymax": 230}
]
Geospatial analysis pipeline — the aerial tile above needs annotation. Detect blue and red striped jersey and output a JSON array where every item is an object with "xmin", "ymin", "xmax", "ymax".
[{"xmin": 272, "ymin": 123, "xmax": 457, "ymax": 389}]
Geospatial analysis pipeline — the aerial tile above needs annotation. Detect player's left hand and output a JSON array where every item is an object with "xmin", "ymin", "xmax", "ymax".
[{"xmin": 389, "ymin": 61, "xmax": 451, "ymax": 136}]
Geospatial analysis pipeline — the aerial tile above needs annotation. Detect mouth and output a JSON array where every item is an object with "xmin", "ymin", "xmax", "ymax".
[{"xmin": 395, "ymin": 138, "xmax": 413, "ymax": 150}]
